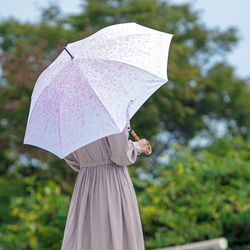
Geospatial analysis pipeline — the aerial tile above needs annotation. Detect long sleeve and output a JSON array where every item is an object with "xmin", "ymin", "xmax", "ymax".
[
  {"xmin": 107, "ymin": 127, "xmax": 141, "ymax": 166},
  {"xmin": 64, "ymin": 153, "xmax": 80, "ymax": 172}
]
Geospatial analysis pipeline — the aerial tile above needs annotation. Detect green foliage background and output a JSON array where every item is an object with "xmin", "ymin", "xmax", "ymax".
[
  {"xmin": 135, "ymin": 137, "xmax": 250, "ymax": 249},
  {"xmin": 0, "ymin": 0, "xmax": 250, "ymax": 249},
  {"xmin": 0, "ymin": 137, "xmax": 249, "ymax": 249}
]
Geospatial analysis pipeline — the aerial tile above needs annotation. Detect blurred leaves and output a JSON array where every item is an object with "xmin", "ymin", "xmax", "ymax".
[
  {"xmin": 1, "ymin": 137, "xmax": 249, "ymax": 249},
  {"xmin": 133, "ymin": 136, "xmax": 250, "ymax": 249},
  {"xmin": 0, "ymin": 178, "xmax": 69, "ymax": 250}
]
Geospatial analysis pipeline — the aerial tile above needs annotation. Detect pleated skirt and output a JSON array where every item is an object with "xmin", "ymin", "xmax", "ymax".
[{"xmin": 61, "ymin": 162, "xmax": 144, "ymax": 250}]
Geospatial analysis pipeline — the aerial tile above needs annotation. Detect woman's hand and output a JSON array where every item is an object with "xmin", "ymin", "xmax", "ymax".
[{"xmin": 137, "ymin": 139, "xmax": 151, "ymax": 154}]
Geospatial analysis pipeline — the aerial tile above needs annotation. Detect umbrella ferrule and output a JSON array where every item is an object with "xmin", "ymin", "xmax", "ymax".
[{"xmin": 63, "ymin": 46, "xmax": 74, "ymax": 59}]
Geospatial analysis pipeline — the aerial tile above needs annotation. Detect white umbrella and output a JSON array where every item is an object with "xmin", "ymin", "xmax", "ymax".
[{"xmin": 24, "ymin": 22, "xmax": 173, "ymax": 159}]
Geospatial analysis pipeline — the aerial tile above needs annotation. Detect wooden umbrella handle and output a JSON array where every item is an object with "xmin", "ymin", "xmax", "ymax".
[{"xmin": 130, "ymin": 129, "xmax": 152, "ymax": 155}]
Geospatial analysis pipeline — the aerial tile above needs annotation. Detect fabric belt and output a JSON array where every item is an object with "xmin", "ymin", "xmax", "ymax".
[{"xmin": 80, "ymin": 159, "xmax": 114, "ymax": 168}]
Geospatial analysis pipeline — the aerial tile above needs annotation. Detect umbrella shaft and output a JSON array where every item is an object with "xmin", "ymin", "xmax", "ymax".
[
  {"xmin": 130, "ymin": 129, "xmax": 152, "ymax": 155},
  {"xmin": 130, "ymin": 129, "xmax": 140, "ymax": 141}
]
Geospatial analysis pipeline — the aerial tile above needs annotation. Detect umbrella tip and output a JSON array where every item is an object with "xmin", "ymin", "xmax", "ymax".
[{"xmin": 63, "ymin": 46, "xmax": 74, "ymax": 60}]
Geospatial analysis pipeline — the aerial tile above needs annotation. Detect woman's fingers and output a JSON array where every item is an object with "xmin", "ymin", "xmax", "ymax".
[{"xmin": 137, "ymin": 139, "xmax": 151, "ymax": 154}]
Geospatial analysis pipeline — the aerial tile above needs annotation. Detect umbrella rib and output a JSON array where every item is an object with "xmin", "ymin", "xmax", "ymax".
[
  {"xmin": 75, "ymin": 62, "xmax": 121, "ymax": 132},
  {"xmin": 83, "ymin": 57, "xmax": 169, "ymax": 82},
  {"xmin": 58, "ymin": 84, "xmax": 63, "ymax": 155},
  {"xmin": 30, "ymin": 61, "xmax": 71, "ymax": 114},
  {"xmin": 75, "ymin": 58, "xmax": 168, "ymax": 132}
]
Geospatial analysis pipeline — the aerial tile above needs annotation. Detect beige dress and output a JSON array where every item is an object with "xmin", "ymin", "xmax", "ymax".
[{"xmin": 61, "ymin": 128, "xmax": 145, "ymax": 250}]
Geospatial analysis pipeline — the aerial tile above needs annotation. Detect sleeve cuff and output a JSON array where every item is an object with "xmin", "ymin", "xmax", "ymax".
[{"xmin": 133, "ymin": 141, "xmax": 141, "ymax": 155}]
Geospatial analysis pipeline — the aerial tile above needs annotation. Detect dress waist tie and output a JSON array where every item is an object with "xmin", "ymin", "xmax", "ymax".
[{"xmin": 80, "ymin": 159, "xmax": 114, "ymax": 168}]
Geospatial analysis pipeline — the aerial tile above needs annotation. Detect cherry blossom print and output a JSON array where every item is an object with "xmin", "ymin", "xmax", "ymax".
[{"xmin": 24, "ymin": 23, "xmax": 173, "ymax": 159}]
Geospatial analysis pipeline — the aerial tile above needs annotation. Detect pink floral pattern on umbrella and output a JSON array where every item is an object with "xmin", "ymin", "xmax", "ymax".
[{"xmin": 24, "ymin": 23, "xmax": 173, "ymax": 158}]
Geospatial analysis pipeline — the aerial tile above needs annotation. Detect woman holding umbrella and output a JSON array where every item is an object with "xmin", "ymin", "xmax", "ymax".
[
  {"xmin": 61, "ymin": 127, "xmax": 150, "ymax": 250},
  {"xmin": 23, "ymin": 22, "xmax": 172, "ymax": 250}
]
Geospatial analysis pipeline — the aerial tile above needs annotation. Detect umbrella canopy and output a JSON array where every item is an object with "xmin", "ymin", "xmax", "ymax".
[{"xmin": 24, "ymin": 22, "xmax": 173, "ymax": 159}]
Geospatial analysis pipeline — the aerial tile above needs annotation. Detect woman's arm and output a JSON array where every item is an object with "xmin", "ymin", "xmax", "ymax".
[{"xmin": 107, "ymin": 127, "xmax": 142, "ymax": 166}]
